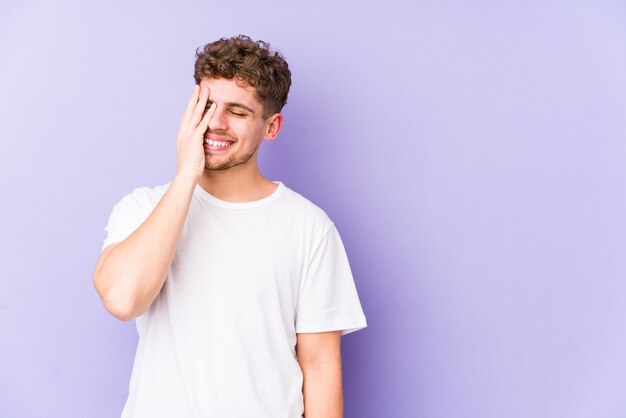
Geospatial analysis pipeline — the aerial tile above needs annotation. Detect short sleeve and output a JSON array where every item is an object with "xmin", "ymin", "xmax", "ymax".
[
  {"xmin": 295, "ymin": 225, "xmax": 367, "ymax": 336},
  {"xmin": 101, "ymin": 188, "xmax": 154, "ymax": 252}
]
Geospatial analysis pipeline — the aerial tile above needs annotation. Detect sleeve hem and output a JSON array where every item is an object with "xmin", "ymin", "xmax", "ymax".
[
  {"xmin": 101, "ymin": 238, "xmax": 123, "ymax": 253},
  {"xmin": 295, "ymin": 317, "xmax": 367, "ymax": 336}
]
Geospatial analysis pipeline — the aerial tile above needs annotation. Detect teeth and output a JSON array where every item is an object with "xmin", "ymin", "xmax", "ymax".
[{"xmin": 204, "ymin": 139, "xmax": 232, "ymax": 147}]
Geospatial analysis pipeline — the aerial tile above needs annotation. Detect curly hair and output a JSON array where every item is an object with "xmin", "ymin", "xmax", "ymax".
[{"xmin": 194, "ymin": 35, "xmax": 292, "ymax": 117}]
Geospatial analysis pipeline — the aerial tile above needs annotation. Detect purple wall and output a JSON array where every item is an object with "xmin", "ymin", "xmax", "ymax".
[{"xmin": 1, "ymin": 1, "xmax": 625, "ymax": 417}]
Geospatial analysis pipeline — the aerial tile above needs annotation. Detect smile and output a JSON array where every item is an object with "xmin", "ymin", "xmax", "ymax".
[
  {"xmin": 204, "ymin": 138, "xmax": 235, "ymax": 153},
  {"xmin": 204, "ymin": 138, "xmax": 233, "ymax": 147}
]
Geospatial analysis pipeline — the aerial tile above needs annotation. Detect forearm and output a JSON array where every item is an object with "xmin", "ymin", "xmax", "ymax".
[
  {"xmin": 94, "ymin": 172, "xmax": 197, "ymax": 320},
  {"xmin": 301, "ymin": 360, "xmax": 343, "ymax": 418}
]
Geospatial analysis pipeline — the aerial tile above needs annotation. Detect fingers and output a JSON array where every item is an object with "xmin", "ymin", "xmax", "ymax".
[
  {"xmin": 197, "ymin": 102, "xmax": 217, "ymax": 134},
  {"xmin": 180, "ymin": 85, "xmax": 200, "ymax": 130},
  {"xmin": 189, "ymin": 86, "xmax": 211, "ymax": 129}
]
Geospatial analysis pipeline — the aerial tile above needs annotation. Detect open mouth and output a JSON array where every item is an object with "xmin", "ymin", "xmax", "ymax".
[{"xmin": 204, "ymin": 138, "xmax": 235, "ymax": 152}]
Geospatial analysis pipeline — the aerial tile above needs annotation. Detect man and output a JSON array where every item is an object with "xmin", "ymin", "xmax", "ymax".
[{"xmin": 93, "ymin": 35, "xmax": 367, "ymax": 418}]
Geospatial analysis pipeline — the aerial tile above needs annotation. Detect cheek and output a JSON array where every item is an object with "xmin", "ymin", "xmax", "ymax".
[{"xmin": 233, "ymin": 120, "xmax": 266, "ymax": 138}]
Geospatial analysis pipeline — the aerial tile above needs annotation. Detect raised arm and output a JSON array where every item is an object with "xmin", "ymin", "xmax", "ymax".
[{"xmin": 93, "ymin": 85, "xmax": 216, "ymax": 321}]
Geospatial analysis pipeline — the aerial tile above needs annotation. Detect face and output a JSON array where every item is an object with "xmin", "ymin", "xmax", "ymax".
[{"xmin": 199, "ymin": 77, "xmax": 281, "ymax": 171}]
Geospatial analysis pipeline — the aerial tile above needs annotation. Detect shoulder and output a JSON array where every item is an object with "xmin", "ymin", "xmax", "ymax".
[
  {"xmin": 279, "ymin": 185, "xmax": 335, "ymax": 234},
  {"xmin": 101, "ymin": 182, "xmax": 171, "ymax": 253},
  {"xmin": 113, "ymin": 181, "xmax": 171, "ymax": 212}
]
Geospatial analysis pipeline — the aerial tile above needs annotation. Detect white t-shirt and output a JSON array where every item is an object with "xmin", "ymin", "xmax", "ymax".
[{"xmin": 101, "ymin": 180, "xmax": 367, "ymax": 418}]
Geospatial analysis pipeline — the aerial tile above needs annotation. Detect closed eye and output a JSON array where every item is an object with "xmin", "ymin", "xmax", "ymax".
[
  {"xmin": 228, "ymin": 110, "xmax": 247, "ymax": 118},
  {"xmin": 204, "ymin": 100, "xmax": 253, "ymax": 118}
]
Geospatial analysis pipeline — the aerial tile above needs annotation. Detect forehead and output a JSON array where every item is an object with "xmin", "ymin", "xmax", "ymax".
[{"xmin": 199, "ymin": 77, "xmax": 262, "ymax": 110}]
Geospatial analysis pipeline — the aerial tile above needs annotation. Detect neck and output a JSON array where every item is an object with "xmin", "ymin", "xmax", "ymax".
[{"xmin": 196, "ymin": 160, "xmax": 277, "ymax": 203}]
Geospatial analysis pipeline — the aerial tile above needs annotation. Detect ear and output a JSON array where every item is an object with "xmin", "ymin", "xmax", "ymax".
[{"xmin": 263, "ymin": 113, "xmax": 284, "ymax": 141}]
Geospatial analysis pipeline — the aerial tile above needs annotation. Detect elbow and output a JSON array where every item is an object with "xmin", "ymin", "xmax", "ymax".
[
  {"xmin": 104, "ymin": 297, "xmax": 137, "ymax": 322},
  {"xmin": 93, "ymin": 244, "xmax": 143, "ymax": 322},
  {"xmin": 100, "ymin": 287, "xmax": 138, "ymax": 322},
  {"xmin": 93, "ymin": 271, "xmax": 139, "ymax": 322}
]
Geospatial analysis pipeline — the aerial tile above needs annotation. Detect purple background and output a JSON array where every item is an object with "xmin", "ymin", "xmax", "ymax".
[{"xmin": 1, "ymin": 1, "xmax": 626, "ymax": 417}]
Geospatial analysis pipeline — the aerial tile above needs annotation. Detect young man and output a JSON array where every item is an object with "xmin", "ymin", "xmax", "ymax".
[{"xmin": 93, "ymin": 35, "xmax": 367, "ymax": 418}]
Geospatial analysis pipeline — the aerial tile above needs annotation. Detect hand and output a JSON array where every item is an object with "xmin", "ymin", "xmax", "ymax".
[{"xmin": 175, "ymin": 85, "xmax": 216, "ymax": 181}]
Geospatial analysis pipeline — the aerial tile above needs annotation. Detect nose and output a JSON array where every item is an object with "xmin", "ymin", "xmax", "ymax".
[{"xmin": 207, "ymin": 105, "xmax": 228, "ymax": 132}]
